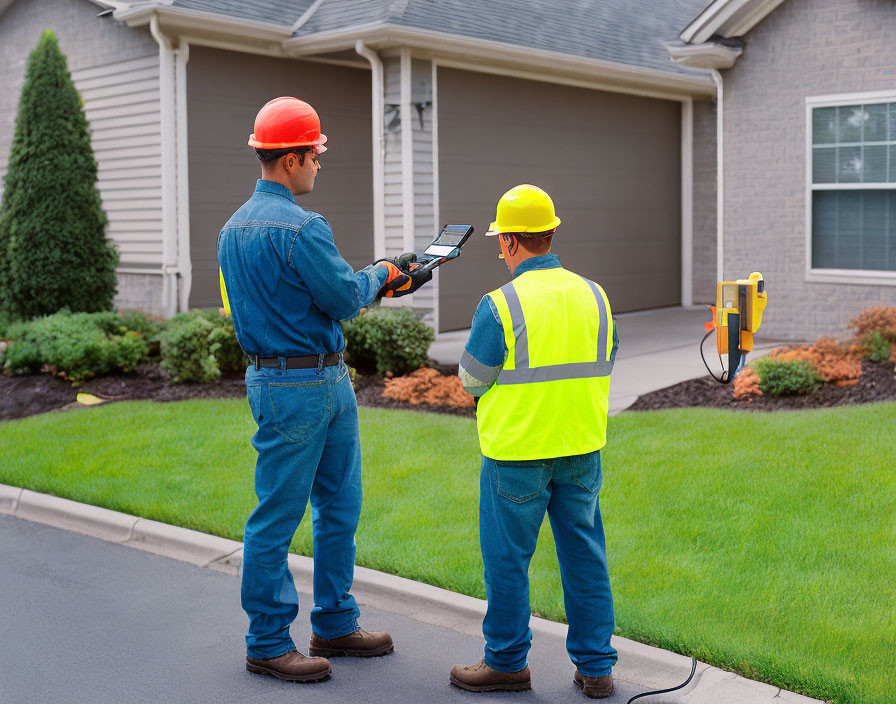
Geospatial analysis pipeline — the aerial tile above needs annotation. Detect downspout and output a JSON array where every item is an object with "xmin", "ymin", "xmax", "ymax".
[
  {"xmin": 711, "ymin": 68, "xmax": 724, "ymax": 283},
  {"xmin": 175, "ymin": 41, "xmax": 191, "ymax": 313},
  {"xmin": 399, "ymin": 48, "xmax": 415, "ymax": 305},
  {"xmin": 355, "ymin": 40, "xmax": 385, "ymax": 261},
  {"xmin": 150, "ymin": 15, "xmax": 179, "ymax": 317}
]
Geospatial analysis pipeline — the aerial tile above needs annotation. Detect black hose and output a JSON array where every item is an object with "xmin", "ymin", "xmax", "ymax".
[
  {"xmin": 700, "ymin": 328, "xmax": 729, "ymax": 384},
  {"xmin": 626, "ymin": 656, "xmax": 698, "ymax": 704}
]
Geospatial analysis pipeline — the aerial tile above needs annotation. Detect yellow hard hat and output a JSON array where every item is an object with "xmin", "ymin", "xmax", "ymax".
[{"xmin": 486, "ymin": 184, "xmax": 561, "ymax": 236}]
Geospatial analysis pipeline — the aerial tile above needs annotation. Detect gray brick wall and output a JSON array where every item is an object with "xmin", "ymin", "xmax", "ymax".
[
  {"xmin": 0, "ymin": 0, "xmax": 161, "ymax": 315},
  {"xmin": 721, "ymin": 0, "xmax": 896, "ymax": 340},
  {"xmin": 692, "ymin": 98, "xmax": 717, "ymax": 305}
]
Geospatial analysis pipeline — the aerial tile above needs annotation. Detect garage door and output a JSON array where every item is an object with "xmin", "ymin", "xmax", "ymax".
[
  {"xmin": 188, "ymin": 48, "xmax": 373, "ymax": 308},
  {"xmin": 438, "ymin": 68, "xmax": 681, "ymax": 332}
]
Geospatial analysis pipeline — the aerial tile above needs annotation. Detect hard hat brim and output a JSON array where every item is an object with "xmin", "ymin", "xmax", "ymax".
[
  {"xmin": 247, "ymin": 132, "xmax": 328, "ymax": 150},
  {"xmin": 485, "ymin": 215, "xmax": 561, "ymax": 236}
]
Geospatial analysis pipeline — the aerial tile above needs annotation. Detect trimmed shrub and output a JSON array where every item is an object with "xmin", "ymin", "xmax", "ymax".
[
  {"xmin": 342, "ymin": 307, "xmax": 434, "ymax": 376},
  {"xmin": 732, "ymin": 366, "xmax": 762, "ymax": 400},
  {"xmin": 848, "ymin": 306, "xmax": 896, "ymax": 342},
  {"xmin": 2, "ymin": 310, "xmax": 149, "ymax": 381},
  {"xmin": 0, "ymin": 311, "xmax": 14, "ymax": 339},
  {"xmin": 861, "ymin": 331, "xmax": 892, "ymax": 363},
  {"xmin": 768, "ymin": 337, "xmax": 862, "ymax": 386},
  {"xmin": 752, "ymin": 358, "xmax": 822, "ymax": 397},
  {"xmin": 0, "ymin": 31, "xmax": 117, "ymax": 317},
  {"xmin": 158, "ymin": 309, "xmax": 245, "ymax": 383},
  {"xmin": 382, "ymin": 367, "xmax": 474, "ymax": 408}
]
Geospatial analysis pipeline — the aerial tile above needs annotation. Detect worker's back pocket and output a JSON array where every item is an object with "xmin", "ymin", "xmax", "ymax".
[
  {"xmin": 268, "ymin": 380, "xmax": 328, "ymax": 444},
  {"xmin": 495, "ymin": 460, "xmax": 551, "ymax": 504}
]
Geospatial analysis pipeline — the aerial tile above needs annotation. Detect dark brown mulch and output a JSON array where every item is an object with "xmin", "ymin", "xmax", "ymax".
[
  {"xmin": 628, "ymin": 360, "xmax": 896, "ymax": 412},
  {"xmin": 0, "ymin": 360, "xmax": 471, "ymax": 422},
  {"xmin": 0, "ymin": 363, "xmax": 247, "ymax": 422}
]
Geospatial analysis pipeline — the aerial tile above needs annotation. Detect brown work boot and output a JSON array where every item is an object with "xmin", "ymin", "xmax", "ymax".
[
  {"xmin": 309, "ymin": 628, "xmax": 394, "ymax": 657},
  {"xmin": 450, "ymin": 659, "xmax": 531, "ymax": 692},
  {"xmin": 574, "ymin": 670, "xmax": 614, "ymax": 699},
  {"xmin": 245, "ymin": 649, "xmax": 331, "ymax": 682}
]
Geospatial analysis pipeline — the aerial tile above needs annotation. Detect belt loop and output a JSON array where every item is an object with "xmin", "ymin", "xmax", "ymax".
[
  {"xmin": 317, "ymin": 353, "xmax": 325, "ymax": 373},
  {"xmin": 279, "ymin": 356, "xmax": 287, "ymax": 371},
  {"xmin": 254, "ymin": 355, "xmax": 260, "ymax": 371}
]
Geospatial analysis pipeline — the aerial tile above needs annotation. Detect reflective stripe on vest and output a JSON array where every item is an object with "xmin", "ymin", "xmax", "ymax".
[
  {"xmin": 495, "ymin": 275, "xmax": 614, "ymax": 384},
  {"xmin": 476, "ymin": 267, "xmax": 614, "ymax": 461}
]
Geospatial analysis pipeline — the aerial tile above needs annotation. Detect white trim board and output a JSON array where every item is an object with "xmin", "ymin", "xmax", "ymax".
[{"xmin": 804, "ymin": 91, "xmax": 896, "ymax": 287}]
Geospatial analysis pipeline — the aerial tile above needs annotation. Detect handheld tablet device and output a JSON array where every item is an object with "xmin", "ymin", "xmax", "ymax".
[{"xmin": 411, "ymin": 224, "xmax": 474, "ymax": 272}]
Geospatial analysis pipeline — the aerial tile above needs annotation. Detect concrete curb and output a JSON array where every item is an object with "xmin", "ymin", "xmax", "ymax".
[{"xmin": 0, "ymin": 483, "xmax": 823, "ymax": 704}]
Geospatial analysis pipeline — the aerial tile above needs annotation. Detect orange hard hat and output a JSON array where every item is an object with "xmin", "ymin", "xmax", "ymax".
[{"xmin": 248, "ymin": 97, "xmax": 328, "ymax": 152}]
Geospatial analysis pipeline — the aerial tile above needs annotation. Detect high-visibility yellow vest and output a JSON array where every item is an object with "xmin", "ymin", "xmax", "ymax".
[{"xmin": 477, "ymin": 267, "xmax": 615, "ymax": 461}]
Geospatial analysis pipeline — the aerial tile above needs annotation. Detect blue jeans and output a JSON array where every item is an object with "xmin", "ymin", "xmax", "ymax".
[
  {"xmin": 241, "ymin": 359, "xmax": 362, "ymax": 659},
  {"xmin": 479, "ymin": 451, "xmax": 617, "ymax": 677}
]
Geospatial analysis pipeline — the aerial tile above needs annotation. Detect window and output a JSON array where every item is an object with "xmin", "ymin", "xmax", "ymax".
[{"xmin": 808, "ymin": 95, "xmax": 896, "ymax": 281}]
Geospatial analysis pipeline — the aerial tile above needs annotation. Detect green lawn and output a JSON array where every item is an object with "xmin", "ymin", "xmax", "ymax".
[{"xmin": 1, "ymin": 400, "xmax": 894, "ymax": 704}]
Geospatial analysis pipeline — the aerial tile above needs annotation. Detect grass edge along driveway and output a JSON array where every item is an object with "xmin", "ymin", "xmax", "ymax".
[{"xmin": 2, "ymin": 400, "xmax": 894, "ymax": 704}]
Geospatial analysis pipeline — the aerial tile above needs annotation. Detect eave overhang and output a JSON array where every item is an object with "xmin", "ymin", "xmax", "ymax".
[
  {"xmin": 680, "ymin": 0, "xmax": 788, "ymax": 45},
  {"xmin": 109, "ymin": 6, "xmax": 715, "ymax": 99},
  {"xmin": 666, "ymin": 40, "xmax": 743, "ymax": 70}
]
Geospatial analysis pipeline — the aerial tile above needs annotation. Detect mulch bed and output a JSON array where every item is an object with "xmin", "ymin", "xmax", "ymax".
[
  {"xmin": 628, "ymin": 360, "xmax": 896, "ymax": 412},
  {"xmin": 4, "ymin": 360, "xmax": 894, "ymax": 423},
  {"xmin": 0, "ymin": 361, "xmax": 472, "ymax": 422},
  {"xmin": 0, "ymin": 364, "xmax": 247, "ymax": 422}
]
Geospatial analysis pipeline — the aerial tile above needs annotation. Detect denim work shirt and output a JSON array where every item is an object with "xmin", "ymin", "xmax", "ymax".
[
  {"xmin": 218, "ymin": 180, "xmax": 387, "ymax": 357},
  {"xmin": 458, "ymin": 254, "xmax": 619, "ymax": 396}
]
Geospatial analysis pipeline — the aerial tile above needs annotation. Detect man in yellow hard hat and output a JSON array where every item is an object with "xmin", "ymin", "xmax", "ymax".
[
  {"xmin": 450, "ymin": 185, "xmax": 619, "ymax": 699},
  {"xmin": 218, "ymin": 97, "xmax": 430, "ymax": 684}
]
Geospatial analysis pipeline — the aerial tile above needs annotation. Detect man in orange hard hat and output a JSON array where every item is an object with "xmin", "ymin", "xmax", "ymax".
[{"xmin": 218, "ymin": 97, "xmax": 430, "ymax": 683}]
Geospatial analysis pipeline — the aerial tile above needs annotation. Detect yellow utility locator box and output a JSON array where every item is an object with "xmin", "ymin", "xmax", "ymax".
[{"xmin": 704, "ymin": 272, "xmax": 767, "ymax": 383}]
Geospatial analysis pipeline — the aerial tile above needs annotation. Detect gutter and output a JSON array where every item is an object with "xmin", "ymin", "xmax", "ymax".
[
  {"xmin": 355, "ymin": 41, "xmax": 386, "ymax": 261},
  {"xmin": 116, "ymin": 4, "xmax": 293, "ymax": 41},
  {"xmin": 149, "ymin": 15, "xmax": 179, "ymax": 318},
  {"xmin": 288, "ymin": 25, "xmax": 717, "ymax": 99},
  {"xmin": 712, "ymin": 69, "xmax": 724, "ymax": 283}
]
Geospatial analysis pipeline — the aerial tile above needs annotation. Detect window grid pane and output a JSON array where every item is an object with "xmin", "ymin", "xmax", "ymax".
[
  {"xmin": 812, "ymin": 190, "xmax": 896, "ymax": 271},
  {"xmin": 812, "ymin": 102, "xmax": 896, "ymax": 184}
]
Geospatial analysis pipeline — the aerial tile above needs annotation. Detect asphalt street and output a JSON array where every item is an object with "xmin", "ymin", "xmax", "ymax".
[{"xmin": 0, "ymin": 514, "xmax": 652, "ymax": 704}]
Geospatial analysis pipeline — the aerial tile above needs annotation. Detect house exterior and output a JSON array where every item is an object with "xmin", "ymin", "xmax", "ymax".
[
  {"xmin": 669, "ymin": 0, "xmax": 896, "ymax": 339},
  {"xmin": 2, "ymin": 0, "xmax": 890, "ymax": 340},
  {"xmin": 0, "ymin": 0, "xmax": 719, "ymax": 335}
]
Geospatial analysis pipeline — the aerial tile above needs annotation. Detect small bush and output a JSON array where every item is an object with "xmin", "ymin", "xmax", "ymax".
[
  {"xmin": 732, "ymin": 366, "xmax": 762, "ymax": 400},
  {"xmin": 752, "ymin": 358, "xmax": 822, "ymax": 396},
  {"xmin": 861, "ymin": 331, "xmax": 892, "ymax": 363},
  {"xmin": 159, "ymin": 309, "xmax": 245, "ymax": 383},
  {"xmin": 2, "ymin": 310, "xmax": 149, "ymax": 381},
  {"xmin": 342, "ymin": 307, "xmax": 434, "ymax": 376},
  {"xmin": 768, "ymin": 337, "xmax": 862, "ymax": 385},
  {"xmin": 382, "ymin": 367, "xmax": 475, "ymax": 408},
  {"xmin": 848, "ymin": 306, "xmax": 896, "ymax": 342},
  {"xmin": 0, "ymin": 310, "xmax": 15, "ymax": 339}
]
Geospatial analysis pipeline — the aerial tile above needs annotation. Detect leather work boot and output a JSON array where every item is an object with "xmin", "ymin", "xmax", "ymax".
[
  {"xmin": 309, "ymin": 629, "xmax": 394, "ymax": 657},
  {"xmin": 245, "ymin": 650, "xmax": 331, "ymax": 682},
  {"xmin": 449, "ymin": 659, "xmax": 532, "ymax": 692},
  {"xmin": 574, "ymin": 670, "xmax": 614, "ymax": 699}
]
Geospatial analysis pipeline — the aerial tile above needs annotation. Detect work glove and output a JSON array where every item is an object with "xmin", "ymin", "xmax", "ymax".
[
  {"xmin": 375, "ymin": 252, "xmax": 418, "ymax": 273},
  {"xmin": 375, "ymin": 253, "xmax": 433, "ymax": 298},
  {"xmin": 378, "ymin": 262, "xmax": 413, "ymax": 298}
]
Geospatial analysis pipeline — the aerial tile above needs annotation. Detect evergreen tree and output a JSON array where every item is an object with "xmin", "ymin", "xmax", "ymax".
[{"xmin": 0, "ymin": 30, "xmax": 117, "ymax": 318}]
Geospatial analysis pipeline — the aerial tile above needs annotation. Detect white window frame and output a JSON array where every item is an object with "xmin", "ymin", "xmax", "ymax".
[{"xmin": 805, "ymin": 90, "xmax": 896, "ymax": 286}]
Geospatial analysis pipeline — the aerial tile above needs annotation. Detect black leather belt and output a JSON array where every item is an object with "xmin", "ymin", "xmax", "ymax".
[{"xmin": 254, "ymin": 352, "xmax": 341, "ymax": 370}]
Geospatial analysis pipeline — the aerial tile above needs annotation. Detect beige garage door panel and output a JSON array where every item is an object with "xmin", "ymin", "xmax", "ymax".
[
  {"xmin": 438, "ymin": 68, "xmax": 681, "ymax": 332},
  {"xmin": 188, "ymin": 47, "xmax": 373, "ymax": 308}
]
